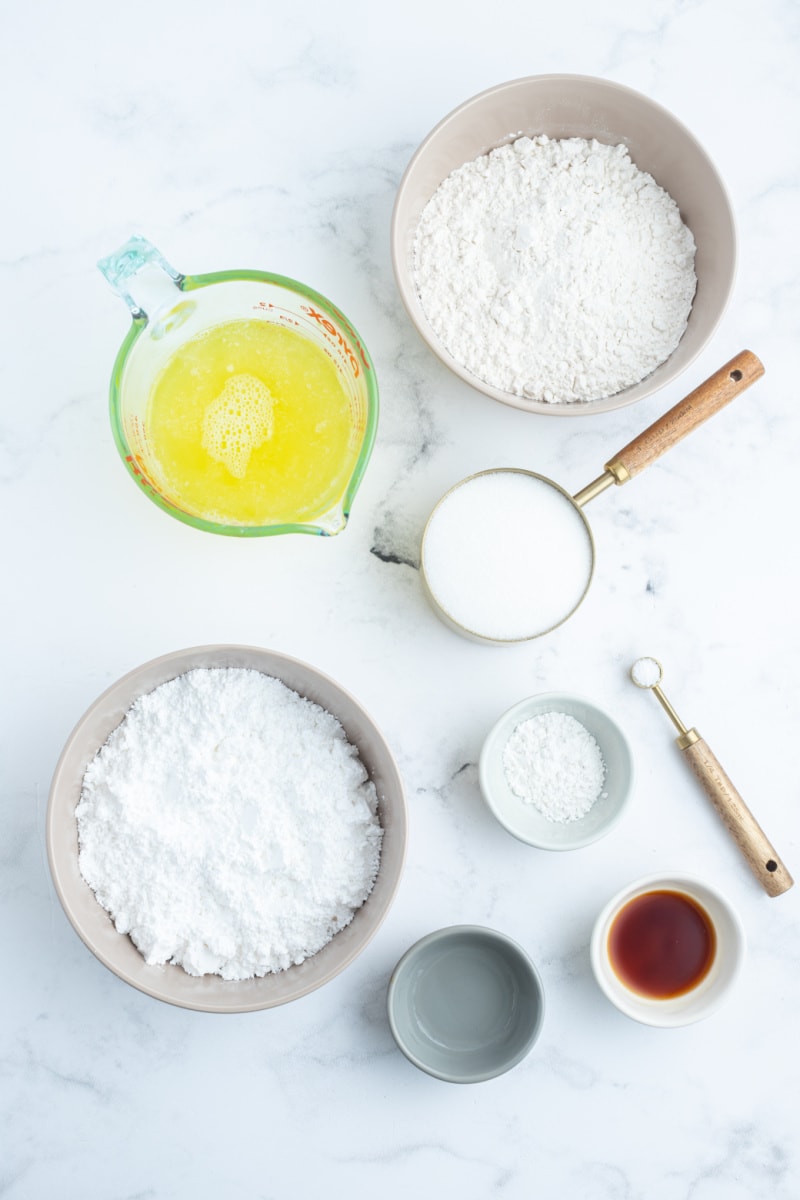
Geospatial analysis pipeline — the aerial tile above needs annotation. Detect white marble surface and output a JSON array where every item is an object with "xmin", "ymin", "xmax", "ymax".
[{"xmin": 3, "ymin": 1, "xmax": 799, "ymax": 1196}]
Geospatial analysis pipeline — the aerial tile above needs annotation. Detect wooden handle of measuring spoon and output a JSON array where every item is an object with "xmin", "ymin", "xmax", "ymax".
[
  {"xmin": 608, "ymin": 351, "xmax": 765, "ymax": 480},
  {"xmin": 681, "ymin": 736, "xmax": 793, "ymax": 897}
]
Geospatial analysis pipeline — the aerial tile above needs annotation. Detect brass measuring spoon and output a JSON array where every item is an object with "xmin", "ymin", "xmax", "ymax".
[{"xmin": 630, "ymin": 657, "xmax": 793, "ymax": 897}]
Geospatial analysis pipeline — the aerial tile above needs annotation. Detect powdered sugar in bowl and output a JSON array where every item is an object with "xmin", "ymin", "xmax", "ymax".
[
  {"xmin": 47, "ymin": 645, "xmax": 407, "ymax": 1012},
  {"xmin": 392, "ymin": 74, "xmax": 736, "ymax": 415},
  {"xmin": 479, "ymin": 693, "xmax": 634, "ymax": 849}
]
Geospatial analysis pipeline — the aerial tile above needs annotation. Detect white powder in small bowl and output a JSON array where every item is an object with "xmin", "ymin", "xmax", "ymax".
[
  {"xmin": 502, "ymin": 711, "xmax": 607, "ymax": 823},
  {"xmin": 76, "ymin": 668, "xmax": 383, "ymax": 980}
]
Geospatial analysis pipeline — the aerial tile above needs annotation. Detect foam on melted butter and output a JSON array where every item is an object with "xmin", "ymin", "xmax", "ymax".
[
  {"xmin": 201, "ymin": 373, "xmax": 273, "ymax": 479},
  {"xmin": 144, "ymin": 319, "xmax": 359, "ymax": 527}
]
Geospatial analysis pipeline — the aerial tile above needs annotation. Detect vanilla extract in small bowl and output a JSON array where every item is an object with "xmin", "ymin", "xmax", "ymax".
[
  {"xmin": 608, "ymin": 889, "xmax": 716, "ymax": 999},
  {"xmin": 590, "ymin": 874, "xmax": 745, "ymax": 1027}
]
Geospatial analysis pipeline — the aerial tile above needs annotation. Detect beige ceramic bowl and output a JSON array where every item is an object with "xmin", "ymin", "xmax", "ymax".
[
  {"xmin": 47, "ymin": 645, "xmax": 408, "ymax": 1013},
  {"xmin": 391, "ymin": 74, "xmax": 736, "ymax": 415}
]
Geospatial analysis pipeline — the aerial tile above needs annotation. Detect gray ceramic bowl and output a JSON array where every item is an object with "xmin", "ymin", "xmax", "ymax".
[
  {"xmin": 392, "ymin": 74, "xmax": 736, "ymax": 415},
  {"xmin": 590, "ymin": 874, "xmax": 746, "ymax": 1027},
  {"xmin": 47, "ymin": 645, "xmax": 407, "ymax": 1013},
  {"xmin": 387, "ymin": 925, "xmax": 544, "ymax": 1082},
  {"xmin": 479, "ymin": 692, "xmax": 634, "ymax": 850}
]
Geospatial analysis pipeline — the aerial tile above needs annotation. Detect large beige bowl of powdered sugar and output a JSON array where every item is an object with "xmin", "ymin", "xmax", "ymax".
[
  {"xmin": 392, "ymin": 74, "xmax": 736, "ymax": 415},
  {"xmin": 47, "ymin": 645, "xmax": 407, "ymax": 1012}
]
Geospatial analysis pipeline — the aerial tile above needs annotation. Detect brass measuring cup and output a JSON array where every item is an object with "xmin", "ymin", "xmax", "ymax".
[
  {"xmin": 631, "ymin": 657, "xmax": 793, "ymax": 898},
  {"xmin": 421, "ymin": 351, "xmax": 764, "ymax": 642}
]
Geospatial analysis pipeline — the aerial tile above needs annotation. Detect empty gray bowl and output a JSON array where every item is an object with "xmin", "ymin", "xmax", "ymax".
[{"xmin": 387, "ymin": 925, "xmax": 544, "ymax": 1082}]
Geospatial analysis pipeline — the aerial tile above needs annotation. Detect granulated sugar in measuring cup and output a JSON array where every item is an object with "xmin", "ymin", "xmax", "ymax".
[
  {"xmin": 423, "ymin": 471, "xmax": 593, "ymax": 641},
  {"xmin": 421, "ymin": 352, "xmax": 763, "ymax": 642},
  {"xmin": 98, "ymin": 236, "xmax": 378, "ymax": 536}
]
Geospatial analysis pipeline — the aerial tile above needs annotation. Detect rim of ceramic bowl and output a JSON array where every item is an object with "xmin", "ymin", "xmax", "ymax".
[
  {"xmin": 108, "ymin": 270, "xmax": 380, "ymax": 536},
  {"xmin": 589, "ymin": 872, "xmax": 746, "ymax": 1027},
  {"xmin": 386, "ymin": 924, "xmax": 545, "ymax": 1082},
  {"xmin": 47, "ymin": 644, "xmax": 407, "ymax": 1012},
  {"xmin": 391, "ymin": 73, "xmax": 737, "ymax": 416},
  {"xmin": 478, "ymin": 692, "xmax": 634, "ymax": 850}
]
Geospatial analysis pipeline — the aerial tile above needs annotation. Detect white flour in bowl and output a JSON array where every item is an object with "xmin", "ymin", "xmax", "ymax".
[
  {"xmin": 76, "ymin": 668, "xmax": 383, "ymax": 980},
  {"xmin": 413, "ymin": 135, "xmax": 697, "ymax": 403}
]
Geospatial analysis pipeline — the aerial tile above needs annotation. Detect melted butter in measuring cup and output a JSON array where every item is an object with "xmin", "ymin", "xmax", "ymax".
[
  {"xmin": 146, "ymin": 320, "xmax": 358, "ymax": 526},
  {"xmin": 421, "ymin": 470, "xmax": 594, "ymax": 642},
  {"xmin": 201, "ymin": 374, "xmax": 274, "ymax": 480}
]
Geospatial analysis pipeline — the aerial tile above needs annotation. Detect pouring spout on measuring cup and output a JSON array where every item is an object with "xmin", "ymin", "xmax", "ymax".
[
  {"xmin": 572, "ymin": 351, "xmax": 764, "ymax": 508},
  {"xmin": 98, "ymin": 235, "xmax": 196, "ymax": 337}
]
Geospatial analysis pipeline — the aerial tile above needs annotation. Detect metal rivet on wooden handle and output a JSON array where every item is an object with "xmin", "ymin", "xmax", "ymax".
[
  {"xmin": 607, "ymin": 350, "xmax": 765, "ymax": 481},
  {"xmin": 681, "ymin": 736, "xmax": 793, "ymax": 897}
]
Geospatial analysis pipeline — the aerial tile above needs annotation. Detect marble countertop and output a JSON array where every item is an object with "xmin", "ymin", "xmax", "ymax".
[{"xmin": 3, "ymin": 1, "xmax": 799, "ymax": 1196}]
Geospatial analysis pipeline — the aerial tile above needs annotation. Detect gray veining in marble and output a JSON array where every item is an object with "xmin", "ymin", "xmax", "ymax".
[{"xmin": 2, "ymin": 0, "xmax": 799, "ymax": 1196}]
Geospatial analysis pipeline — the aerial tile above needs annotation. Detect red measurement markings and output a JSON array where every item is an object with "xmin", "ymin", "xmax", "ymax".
[
  {"xmin": 252, "ymin": 300, "xmax": 300, "ymax": 327},
  {"xmin": 125, "ymin": 455, "xmax": 179, "ymax": 510},
  {"xmin": 301, "ymin": 305, "xmax": 369, "ymax": 379},
  {"xmin": 252, "ymin": 300, "xmax": 369, "ymax": 379},
  {"xmin": 125, "ymin": 453, "xmax": 156, "ymax": 489},
  {"xmin": 330, "ymin": 304, "xmax": 371, "ymax": 374}
]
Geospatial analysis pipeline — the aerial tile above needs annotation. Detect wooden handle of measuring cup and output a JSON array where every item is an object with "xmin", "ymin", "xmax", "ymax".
[
  {"xmin": 681, "ymin": 735, "xmax": 793, "ymax": 897},
  {"xmin": 608, "ymin": 351, "xmax": 765, "ymax": 480}
]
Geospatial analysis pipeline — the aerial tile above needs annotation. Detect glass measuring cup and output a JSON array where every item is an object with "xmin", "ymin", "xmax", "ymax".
[
  {"xmin": 421, "ymin": 352, "xmax": 763, "ymax": 642},
  {"xmin": 98, "ymin": 236, "xmax": 379, "ymax": 536}
]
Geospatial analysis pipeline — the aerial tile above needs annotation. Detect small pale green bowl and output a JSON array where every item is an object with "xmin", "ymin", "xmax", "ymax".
[
  {"xmin": 479, "ymin": 692, "xmax": 634, "ymax": 850},
  {"xmin": 387, "ymin": 925, "xmax": 544, "ymax": 1083}
]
